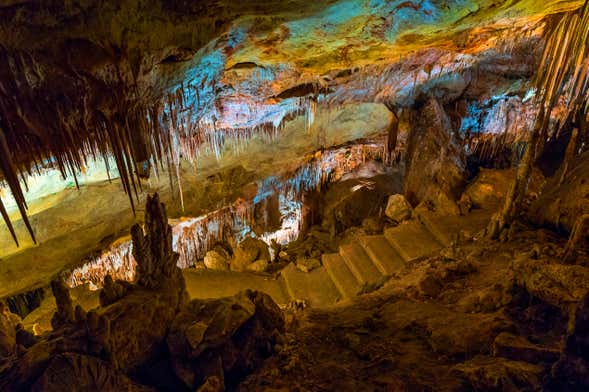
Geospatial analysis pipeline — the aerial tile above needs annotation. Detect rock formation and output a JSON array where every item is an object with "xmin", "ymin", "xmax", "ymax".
[
  {"xmin": 404, "ymin": 98, "xmax": 466, "ymax": 214},
  {"xmin": 0, "ymin": 195, "xmax": 284, "ymax": 390}
]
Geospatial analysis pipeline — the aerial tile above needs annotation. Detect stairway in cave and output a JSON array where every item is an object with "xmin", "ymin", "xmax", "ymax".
[
  {"xmin": 145, "ymin": 206, "xmax": 496, "ymax": 314},
  {"xmin": 279, "ymin": 206, "xmax": 493, "ymax": 307}
]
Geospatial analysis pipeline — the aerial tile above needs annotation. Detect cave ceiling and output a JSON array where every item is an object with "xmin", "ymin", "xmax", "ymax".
[{"xmin": 0, "ymin": 0, "xmax": 585, "ymax": 245}]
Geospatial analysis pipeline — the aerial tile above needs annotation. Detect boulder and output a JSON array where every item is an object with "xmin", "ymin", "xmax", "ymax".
[
  {"xmin": 512, "ymin": 255, "xmax": 589, "ymax": 308},
  {"xmin": 466, "ymin": 168, "xmax": 544, "ymax": 211},
  {"xmin": 204, "ymin": 250, "xmax": 230, "ymax": 271},
  {"xmin": 167, "ymin": 290, "xmax": 284, "ymax": 390},
  {"xmin": 50, "ymin": 280, "xmax": 75, "ymax": 330},
  {"xmin": 385, "ymin": 194, "xmax": 412, "ymax": 222},
  {"xmin": 404, "ymin": 97, "xmax": 466, "ymax": 213},
  {"xmin": 465, "ymin": 168, "xmax": 513, "ymax": 210},
  {"xmin": 247, "ymin": 259, "xmax": 269, "ymax": 273},
  {"xmin": 0, "ymin": 303, "xmax": 20, "ymax": 357},
  {"xmin": 231, "ymin": 237, "xmax": 271, "ymax": 272}
]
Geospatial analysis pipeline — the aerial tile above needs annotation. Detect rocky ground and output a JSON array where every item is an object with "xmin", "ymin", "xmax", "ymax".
[
  {"xmin": 240, "ymin": 222, "xmax": 589, "ymax": 391},
  {"xmin": 1, "ymin": 149, "xmax": 588, "ymax": 390}
]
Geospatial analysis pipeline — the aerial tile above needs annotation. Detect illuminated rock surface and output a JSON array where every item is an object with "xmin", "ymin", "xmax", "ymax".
[{"xmin": 0, "ymin": 0, "xmax": 589, "ymax": 390}]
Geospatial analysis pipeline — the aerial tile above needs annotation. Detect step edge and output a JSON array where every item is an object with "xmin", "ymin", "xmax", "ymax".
[
  {"xmin": 339, "ymin": 243, "xmax": 375, "ymax": 284},
  {"xmin": 322, "ymin": 254, "xmax": 355, "ymax": 299},
  {"xmin": 359, "ymin": 237, "xmax": 390, "ymax": 275},
  {"xmin": 280, "ymin": 264, "xmax": 299, "ymax": 301},
  {"xmin": 383, "ymin": 228, "xmax": 413, "ymax": 262},
  {"xmin": 414, "ymin": 209, "xmax": 452, "ymax": 247}
]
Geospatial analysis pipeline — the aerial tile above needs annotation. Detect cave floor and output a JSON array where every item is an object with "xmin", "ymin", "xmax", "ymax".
[
  {"xmin": 17, "ymin": 201, "xmax": 589, "ymax": 390},
  {"xmin": 239, "ymin": 226, "xmax": 580, "ymax": 391}
]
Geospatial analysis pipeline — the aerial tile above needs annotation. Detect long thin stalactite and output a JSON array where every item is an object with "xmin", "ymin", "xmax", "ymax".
[{"xmin": 488, "ymin": 0, "xmax": 589, "ymax": 238}]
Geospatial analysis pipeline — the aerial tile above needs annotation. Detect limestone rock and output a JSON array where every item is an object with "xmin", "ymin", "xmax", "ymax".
[
  {"xmin": 99, "ymin": 275, "xmax": 131, "ymax": 307},
  {"xmin": 322, "ymin": 177, "xmax": 394, "ymax": 234},
  {"xmin": 452, "ymin": 356, "xmax": 544, "ymax": 391},
  {"xmin": 404, "ymin": 98, "xmax": 466, "ymax": 213},
  {"xmin": 458, "ymin": 193, "xmax": 473, "ymax": 215},
  {"xmin": 247, "ymin": 259, "xmax": 270, "ymax": 273},
  {"xmin": 512, "ymin": 256, "xmax": 589, "ymax": 308},
  {"xmin": 492, "ymin": 332, "xmax": 560, "ymax": 364},
  {"xmin": 0, "ymin": 303, "xmax": 19, "ymax": 357},
  {"xmin": 385, "ymin": 194, "xmax": 412, "ymax": 222},
  {"xmin": 167, "ymin": 290, "xmax": 284, "ymax": 390},
  {"xmin": 197, "ymin": 376, "xmax": 224, "ymax": 392},
  {"xmin": 252, "ymin": 193, "xmax": 282, "ymax": 235},
  {"xmin": 132, "ymin": 194, "xmax": 185, "ymax": 290},
  {"xmin": 99, "ymin": 193, "xmax": 188, "ymax": 373},
  {"xmin": 465, "ymin": 168, "xmax": 513, "ymax": 210},
  {"xmin": 231, "ymin": 237, "xmax": 270, "ymax": 272},
  {"xmin": 549, "ymin": 292, "xmax": 589, "ymax": 390},
  {"xmin": 361, "ymin": 216, "xmax": 383, "ymax": 234},
  {"xmin": 466, "ymin": 168, "xmax": 544, "ymax": 211},
  {"xmin": 296, "ymin": 258, "xmax": 321, "ymax": 273},
  {"xmin": 31, "ymin": 353, "xmax": 153, "ymax": 392},
  {"xmin": 50, "ymin": 279, "xmax": 74, "ymax": 330},
  {"xmin": 529, "ymin": 150, "xmax": 589, "ymax": 233},
  {"xmin": 426, "ymin": 311, "xmax": 514, "ymax": 357},
  {"xmin": 204, "ymin": 250, "xmax": 230, "ymax": 271},
  {"xmin": 103, "ymin": 287, "xmax": 180, "ymax": 373}
]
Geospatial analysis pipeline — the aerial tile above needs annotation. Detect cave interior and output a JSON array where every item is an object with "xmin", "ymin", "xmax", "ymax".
[{"xmin": 1, "ymin": 0, "xmax": 589, "ymax": 391}]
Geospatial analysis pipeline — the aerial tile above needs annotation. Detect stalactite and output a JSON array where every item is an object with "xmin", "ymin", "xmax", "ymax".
[
  {"xmin": 488, "ymin": 0, "xmax": 589, "ymax": 237},
  {"xmin": 0, "ymin": 128, "xmax": 36, "ymax": 244}
]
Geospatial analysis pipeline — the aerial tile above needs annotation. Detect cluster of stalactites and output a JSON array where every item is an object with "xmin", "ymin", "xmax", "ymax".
[
  {"xmin": 535, "ymin": 1, "xmax": 589, "ymax": 142},
  {"xmin": 0, "ymin": 60, "xmax": 321, "ymax": 246}
]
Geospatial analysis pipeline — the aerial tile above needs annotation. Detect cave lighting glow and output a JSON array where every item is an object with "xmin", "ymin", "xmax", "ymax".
[{"xmin": 0, "ymin": 156, "xmax": 119, "ymax": 212}]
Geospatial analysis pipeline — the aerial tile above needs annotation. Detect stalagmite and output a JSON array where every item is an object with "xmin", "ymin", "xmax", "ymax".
[
  {"xmin": 559, "ymin": 127, "xmax": 579, "ymax": 186},
  {"xmin": 563, "ymin": 214, "xmax": 589, "ymax": 263}
]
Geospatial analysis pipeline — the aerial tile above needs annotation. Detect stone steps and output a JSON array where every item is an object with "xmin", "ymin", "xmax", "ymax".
[
  {"xmin": 182, "ymin": 208, "xmax": 496, "ymax": 310},
  {"xmin": 358, "ymin": 235, "xmax": 405, "ymax": 275},
  {"xmin": 322, "ymin": 253, "xmax": 361, "ymax": 299},
  {"xmin": 384, "ymin": 220, "xmax": 442, "ymax": 262},
  {"xmin": 280, "ymin": 262, "xmax": 341, "ymax": 307},
  {"xmin": 340, "ymin": 243, "xmax": 382, "ymax": 284},
  {"xmin": 414, "ymin": 206, "xmax": 491, "ymax": 246},
  {"xmin": 281, "ymin": 217, "xmax": 449, "ymax": 307}
]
